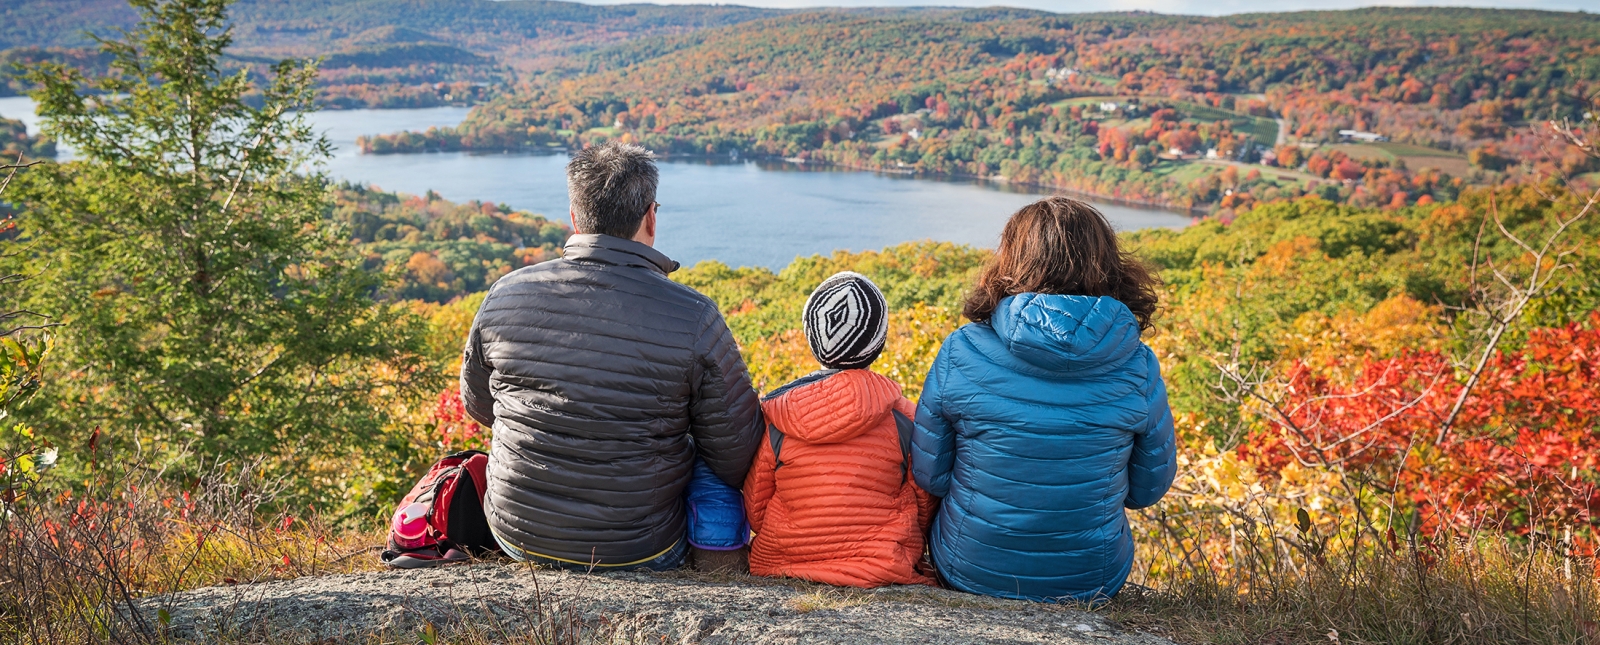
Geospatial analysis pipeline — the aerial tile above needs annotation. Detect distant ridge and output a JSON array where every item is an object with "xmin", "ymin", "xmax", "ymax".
[
  {"xmin": 0, "ymin": 0, "xmax": 783, "ymax": 52},
  {"xmin": 7, "ymin": 2, "xmax": 1594, "ymax": 53},
  {"xmin": 0, "ymin": 0, "xmax": 787, "ymax": 105},
  {"xmin": 348, "ymin": 26, "xmax": 439, "ymax": 46}
]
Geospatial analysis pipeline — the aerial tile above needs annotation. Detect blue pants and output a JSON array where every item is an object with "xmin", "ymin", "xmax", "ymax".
[{"xmin": 685, "ymin": 458, "xmax": 750, "ymax": 551}]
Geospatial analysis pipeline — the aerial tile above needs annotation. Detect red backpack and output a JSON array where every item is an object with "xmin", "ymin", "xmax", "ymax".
[{"xmin": 380, "ymin": 450, "xmax": 498, "ymax": 568}]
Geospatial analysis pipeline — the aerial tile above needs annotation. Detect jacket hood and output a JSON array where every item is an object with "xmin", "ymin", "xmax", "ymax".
[
  {"xmin": 761, "ymin": 369, "xmax": 903, "ymax": 444},
  {"xmin": 987, "ymin": 294, "xmax": 1143, "ymax": 374}
]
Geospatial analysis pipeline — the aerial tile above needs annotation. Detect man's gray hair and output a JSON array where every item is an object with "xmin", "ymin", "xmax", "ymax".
[{"xmin": 567, "ymin": 141, "xmax": 659, "ymax": 239}]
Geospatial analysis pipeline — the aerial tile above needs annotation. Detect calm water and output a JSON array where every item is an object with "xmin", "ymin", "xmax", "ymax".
[{"xmin": 1, "ymin": 97, "xmax": 1192, "ymax": 269}]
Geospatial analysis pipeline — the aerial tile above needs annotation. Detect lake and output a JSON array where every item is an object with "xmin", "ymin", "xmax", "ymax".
[{"xmin": 1, "ymin": 97, "xmax": 1193, "ymax": 269}]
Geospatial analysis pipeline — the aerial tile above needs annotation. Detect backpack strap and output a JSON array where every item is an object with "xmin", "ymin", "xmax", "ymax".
[
  {"xmin": 767, "ymin": 423, "xmax": 785, "ymax": 470},
  {"xmin": 892, "ymin": 409, "xmax": 914, "ymax": 486}
]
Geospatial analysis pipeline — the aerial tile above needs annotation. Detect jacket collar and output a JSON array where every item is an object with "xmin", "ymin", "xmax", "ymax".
[{"xmin": 562, "ymin": 234, "xmax": 680, "ymax": 275}]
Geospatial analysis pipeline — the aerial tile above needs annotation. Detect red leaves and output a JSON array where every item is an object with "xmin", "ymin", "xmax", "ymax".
[
  {"xmin": 1251, "ymin": 312, "xmax": 1600, "ymax": 535},
  {"xmin": 1332, "ymin": 159, "xmax": 1367, "ymax": 181},
  {"xmin": 433, "ymin": 385, "xmax": 484, "ymax": 450}
]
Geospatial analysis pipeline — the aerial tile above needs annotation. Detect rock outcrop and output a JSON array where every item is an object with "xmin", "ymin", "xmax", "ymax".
[{"xmin": 143, "ymin": 563, "xmax": 1177, "ymax": 644}]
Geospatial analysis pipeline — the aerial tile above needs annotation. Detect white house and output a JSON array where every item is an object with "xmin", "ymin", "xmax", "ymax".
[{"xmin": 1338, "ymin": 130, "xmax": 1387, "ymax": 142}]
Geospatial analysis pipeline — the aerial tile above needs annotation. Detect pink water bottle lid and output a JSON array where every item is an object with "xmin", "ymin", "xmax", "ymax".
[{"xmin": 391, "ymin": 502, "xmax": 431, "ymax": 549}]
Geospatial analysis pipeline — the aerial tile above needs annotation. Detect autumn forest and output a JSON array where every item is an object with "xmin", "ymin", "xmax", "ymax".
[
  {"xmin": 2, "ymin": 1, "xmax": 1600, "ymax": 643},
  {"xmin": 361, "ymin": 8, "xmax": 1600, "ymax": 213}
]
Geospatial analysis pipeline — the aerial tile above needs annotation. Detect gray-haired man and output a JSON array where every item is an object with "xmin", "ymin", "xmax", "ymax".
[{"xmin": 460, "ymin": 141, "xmax": 763, "ymax": 570}]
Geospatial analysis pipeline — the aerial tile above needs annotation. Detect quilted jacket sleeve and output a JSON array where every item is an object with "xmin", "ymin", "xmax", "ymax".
[
  {"xmin": 911, "ymin": 345, "xmax": 957, "ymax": 498},
  {"xmin": 1126, "ymin": 358, "xmax": 1177, "ymax": 510},
  {"xmin": 897, "ymin": 398, "xmax": 939, "ymax": 533},
  {"xmin": 459, "ymin": 308, "xmax": 496, "ymax": 429},
  {"xmin": 741, "ymin": 434, "xmax": 777, "ymax": 534},
  {"xmin": 690, "ymin": 303, "xmax": 765, "ymax": 489}
]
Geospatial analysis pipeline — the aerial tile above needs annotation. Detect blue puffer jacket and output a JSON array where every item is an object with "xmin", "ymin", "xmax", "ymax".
[{"xmin": 912, "ymin": 293, "xmax": 1176, "ymax": 601}]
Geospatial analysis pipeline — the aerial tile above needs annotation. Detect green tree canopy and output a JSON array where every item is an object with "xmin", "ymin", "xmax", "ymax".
[{"xmin": 10, "ymin": 0, "xmax": 433, "ymax": 507}]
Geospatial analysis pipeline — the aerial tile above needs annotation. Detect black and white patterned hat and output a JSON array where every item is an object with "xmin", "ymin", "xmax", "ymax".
[{"xmin": 803, "ymin": 271, "xmax": 888, "ymax": 370}]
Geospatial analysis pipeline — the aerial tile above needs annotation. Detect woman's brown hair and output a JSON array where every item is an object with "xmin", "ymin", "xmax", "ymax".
[{"xmin": 963, "ymin": 196, "xmax": 1160, "ymax": 331}]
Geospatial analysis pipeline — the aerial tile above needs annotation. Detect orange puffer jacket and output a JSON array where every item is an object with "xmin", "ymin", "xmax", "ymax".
[{"xmin": 742, "ymin": 369, "xmax": 936, "ymax": 588}]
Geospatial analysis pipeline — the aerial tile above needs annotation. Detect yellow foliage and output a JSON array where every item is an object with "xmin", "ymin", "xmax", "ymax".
[
  {"xmin": 411, "ymin": 292, "xmax": 487, "ymax": 369},
  {"xmin": 1257, "ymin": 236, "xmax": 1323, "ymax": 277},
  {"xmin": 406, "ymin": 251, "xmax": 455, "ymax": 288},
  {"xmin": 1134, "ymin": 412, "xmax": 1361, "ymax": 583},
  {"xmin": 1285, "ymin": 294, "xmax": 1445, "ymax": 377},
  {"xmin": 875, "ymin": 304, "xmax": 962, "ymax": 400}
]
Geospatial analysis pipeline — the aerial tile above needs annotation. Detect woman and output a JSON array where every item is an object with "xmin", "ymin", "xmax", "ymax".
[{"xmin": 911, "ymin": 196, "xmax": 1176, "ymax": 602}]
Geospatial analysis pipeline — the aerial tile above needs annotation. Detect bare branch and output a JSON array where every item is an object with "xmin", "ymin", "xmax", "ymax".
[
  {"xmin": 0, "ymin": 153, "xmax": 42, "ymax": 195},
  {"xmin": 1436, "ymin": 186, "xmax": 1599, "ymax": 443},
  {"xmin": 0, "ymin": 323, "xmax": 63, "ymax": 337},
  {"xmin": 1210, "ymin": 357, "xmax": 1332, "ymax": 468}
]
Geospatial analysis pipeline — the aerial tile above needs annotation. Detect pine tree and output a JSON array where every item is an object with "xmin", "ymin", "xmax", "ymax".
[{"xmin": 11, "ymin": 0, "xmax": 434, "ymax": 505}]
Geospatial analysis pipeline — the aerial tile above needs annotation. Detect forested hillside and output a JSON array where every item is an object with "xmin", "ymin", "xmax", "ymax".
[
  {"xmin": 0, "ymin": 0, "xmax": 781, "ymax": 107},
  {"xmin": 0, "ymin": 116, "xmax": 51, "ymax": 159},
  {"xmin": 0, "ymin": 0, "xmax": 779, "ymax": 51},
  {"xmin": 370, "ymin": 8, "xmax": 1600, "ymax": 211},
  {"xmin": 332, "ymin": 184, "xmax": 570, "ymax": 302}
]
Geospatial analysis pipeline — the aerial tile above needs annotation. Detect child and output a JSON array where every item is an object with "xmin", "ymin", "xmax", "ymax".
[{"xmin": 742, "ymin": 272, "xmax": 935, "ymax": 588}]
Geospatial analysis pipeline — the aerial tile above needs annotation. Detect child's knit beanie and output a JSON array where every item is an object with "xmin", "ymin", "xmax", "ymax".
[{"xmin": 802, "ymin": 271, "xmax": 888, "ymax": 370}]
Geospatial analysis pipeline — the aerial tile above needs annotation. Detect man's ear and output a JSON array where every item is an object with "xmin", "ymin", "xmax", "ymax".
[
  {"xmin": 642, "ymin": 206, "xmax": 657, "ymax": 238},
  {"xmin": 570, "ymin": 209, "xmax": 583, "ymax": 234}
]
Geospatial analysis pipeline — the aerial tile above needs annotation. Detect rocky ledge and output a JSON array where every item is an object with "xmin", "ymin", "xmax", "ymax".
[{"xmin": 142, "ymin": 563, "xmax": 1178, "ymax": 644}]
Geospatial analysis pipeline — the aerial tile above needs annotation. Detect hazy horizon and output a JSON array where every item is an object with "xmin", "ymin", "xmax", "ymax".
[{"xmin": 573, "ymin": 0, "xmax": 1594, "ymax": 17}]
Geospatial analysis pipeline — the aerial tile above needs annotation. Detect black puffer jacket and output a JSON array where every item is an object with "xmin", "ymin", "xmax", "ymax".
[{"xmin": 461, "ymin": 234, "xmax": 763, "ymax": 566}]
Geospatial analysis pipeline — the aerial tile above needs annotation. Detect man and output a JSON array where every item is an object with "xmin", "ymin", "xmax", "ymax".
[{"xmin": 460, "ymin": 141, "xmax": 763, "ymax": 570}]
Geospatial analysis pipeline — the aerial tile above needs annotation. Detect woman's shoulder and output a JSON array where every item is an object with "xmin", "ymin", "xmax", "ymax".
[
  {"xmin": 943, "ymin": 320, "xmax": 997, "ymax": 349},
  {"xmin": 929, "ymin": 322, "xmax": 992, "ymax": 368},
  {"xmin": 930, "ymin": 321, "xmax": 1024, "ymax": 387}
]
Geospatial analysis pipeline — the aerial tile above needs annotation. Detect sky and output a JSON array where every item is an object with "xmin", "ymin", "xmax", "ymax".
[{"xmin": 578, "ymin": 0, "xmax": 1593, "ymax": 16}]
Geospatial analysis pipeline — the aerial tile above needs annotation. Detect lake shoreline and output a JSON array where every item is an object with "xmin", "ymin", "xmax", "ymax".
[
  {"xmin": 779, "ymin": 156, "xmax": 1212, "ymax": 217},
  {"xmin": 2, "ymin": 97, "xmax": 1196, "ymax": 269},
  {"xmin": 358, "ymin": 146, "xmax": 1208, "ymax": 218}
]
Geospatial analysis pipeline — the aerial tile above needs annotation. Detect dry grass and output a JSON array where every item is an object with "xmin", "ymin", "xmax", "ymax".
[
  {"xmin": 1105, "ymin": 511, "xmax": 1600, "ymax": 645},
  {"xmin": 1, "ymin": 458, "xmax": 385, "ymax": 643},
  {"xmin": 656, "ymin": 514, "xmax": 1600, "ymax": 645},
  {"xmin": 0, "ymin": 455, "xmax": 658, "ymax": 644},
  {"xmin": 788, "ymin": 588, "xmax": 874, "ymax": 614}
]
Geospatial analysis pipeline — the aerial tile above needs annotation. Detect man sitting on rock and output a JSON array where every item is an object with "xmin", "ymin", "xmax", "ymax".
[{"xmin": 460, "ymin": 141, "xmax": 764, "ymax": 571}]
